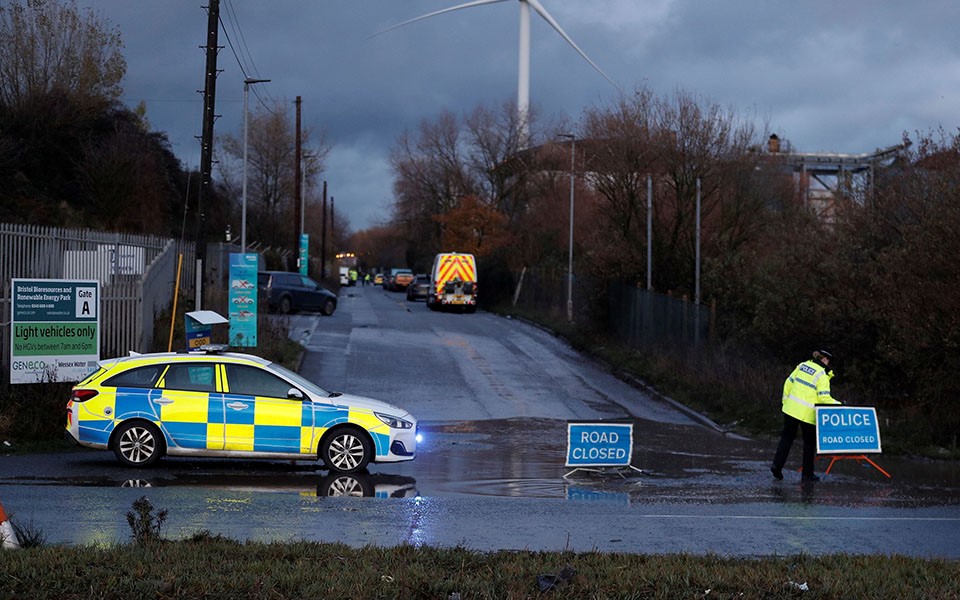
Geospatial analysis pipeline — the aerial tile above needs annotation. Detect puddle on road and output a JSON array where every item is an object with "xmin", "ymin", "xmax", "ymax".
[
  {"xmin": 3, "ymin": 417, "xmax": 957, "ymax": 508},
  {"xmin": 410, "ymin": 418, "xmax": 960, "ymax": 508}
]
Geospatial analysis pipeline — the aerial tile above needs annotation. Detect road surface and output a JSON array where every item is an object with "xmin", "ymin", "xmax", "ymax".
[{"xmin": 1, "ymin": 285, "xmax": 957, "ymax": 557}]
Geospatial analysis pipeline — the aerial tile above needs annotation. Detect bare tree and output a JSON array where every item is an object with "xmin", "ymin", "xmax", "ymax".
[
  {"xmin": 652, "ymin": 89, "xmax": 763, "ymax": 293},
  {"xmin": 389, "ymin": 110, "xmax": 478, "ymax": 267},
  {"xmin": 581, "ymin": 87, "xmax": 764, "ymax": 294},
  {"xmin": 463, "ymin": 101, "xmax": 531, "ymax": 221},
  {"xmin": 219, "ymin": 100, "xmax": 329, "ymax": 251},
  {"xmin": 581, "ymin": 87, "xmax": 659, "ymax": 278},
  {"xmin": 0, "ymin": 0, "xmax": 125, "ymax": 110}
]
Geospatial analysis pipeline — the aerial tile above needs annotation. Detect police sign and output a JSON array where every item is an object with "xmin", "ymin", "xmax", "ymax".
[
  {"xmin": 565, "ymin": 421, "xmax": 633, "ymax": 467},
  {"xmin": 816, "ymin": 406, "xmax": 882, "ymax": 454}
]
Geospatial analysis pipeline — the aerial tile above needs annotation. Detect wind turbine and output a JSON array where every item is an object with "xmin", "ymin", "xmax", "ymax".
[{"xmin": 378, "ymin": 0, "xmax": 620, "ymax": 147}]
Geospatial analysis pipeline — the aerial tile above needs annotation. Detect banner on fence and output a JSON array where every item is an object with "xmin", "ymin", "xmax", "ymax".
[
  {"xmin": 10, "ymin": 279, "xmax": 100, "ymax": 384},
  {"xmin": 228, "ymin": 253, "xmax": 259, "ymax": 347}
]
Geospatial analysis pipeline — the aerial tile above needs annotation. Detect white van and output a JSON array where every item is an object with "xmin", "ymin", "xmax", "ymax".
[{"xmin": 427, "ymin": 252, "xmax": 477, "ymax": 312}]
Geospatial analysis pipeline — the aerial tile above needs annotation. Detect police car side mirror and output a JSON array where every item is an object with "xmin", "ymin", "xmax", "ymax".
[{"xmin": 287, "ymin": 388, "xmax": 304, "ymax": 400}]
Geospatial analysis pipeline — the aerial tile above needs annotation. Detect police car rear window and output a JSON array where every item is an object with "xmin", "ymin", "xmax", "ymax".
[{"xmin": 103, "ymin": 365, "xmax": 164, "ymax": 389}]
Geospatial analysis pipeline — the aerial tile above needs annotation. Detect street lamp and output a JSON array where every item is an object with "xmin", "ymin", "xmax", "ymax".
[
  {"xmin": 558, "ymin": 133, "xmax": 575, "ymax": 322},
  {"xmin": 241, "ymin": 77, "xmax": 270, "ymax": 253}
]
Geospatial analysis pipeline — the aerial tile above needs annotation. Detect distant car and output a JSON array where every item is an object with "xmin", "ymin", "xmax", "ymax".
[
  {"xmin": 390, "ymin": 269, "xmax": 414, "ymax": 291},
  {"xmin": 373, "ymin": 273, "xmax": 384, "ymax": 286},
  {"xmin": 406, "ymin": 274, "xmax": 431, "ymax": 301},
  {"xmin": 65, "ymin": 345, "xmax": 418, "ymax": 473},
  {"xmin": 258, "ymin": 271, "xmax": 337, "ymax": 315}
]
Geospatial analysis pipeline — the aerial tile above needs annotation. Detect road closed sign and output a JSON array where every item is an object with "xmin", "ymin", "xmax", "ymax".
[
  {"xmin": 566, "ymin": 421, "xmax": 634, "ymax": 467},
  {"xmin": 816, "ymin": 406, "xmax": 882, "ymax": 454},
  {"xmin": 10, "ymin": 279, "xmax": 100, "ymax": 384}
]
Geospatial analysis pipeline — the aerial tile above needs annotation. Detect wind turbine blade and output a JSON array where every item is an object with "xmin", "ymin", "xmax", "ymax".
[
  {"xmin": 527, "ymin": 0, "xmax": 622, "ymax": 92},
  {"xmin": 373, "ymin": 0, "xmax": 510, "ymax": 37}
]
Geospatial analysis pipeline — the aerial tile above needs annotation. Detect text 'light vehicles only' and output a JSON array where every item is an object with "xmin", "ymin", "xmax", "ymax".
[{"xmin": 65, "ymin": 346, "xmax": 419, "ymax": 473}]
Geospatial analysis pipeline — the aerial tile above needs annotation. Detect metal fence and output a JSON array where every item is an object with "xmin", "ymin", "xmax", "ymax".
[
  {"xmin": 0, "ymin": 223, "xmax": 195, "ymax": 383},
  {"xmin": 608, "ymin": 283, "xmax": 713, "ymax": 349}
]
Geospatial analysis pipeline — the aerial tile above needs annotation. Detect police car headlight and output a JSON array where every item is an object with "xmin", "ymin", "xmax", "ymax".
[{"xmin": 375, "ymin": 412, "xmax": 413, "ymax": 429}]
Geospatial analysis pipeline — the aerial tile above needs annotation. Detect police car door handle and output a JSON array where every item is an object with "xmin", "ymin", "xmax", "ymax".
[
  {"xmin": 154, "ymin": 397, "xmax": 174, "ymax": 405},
  {"xmin": 227, "ymin": 402, "xmax": 249, "ymax": 410}
]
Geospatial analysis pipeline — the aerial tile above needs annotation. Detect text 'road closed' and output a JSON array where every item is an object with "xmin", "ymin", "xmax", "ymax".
[{"xmin": 566, "ymin": 422, "xmax": 634, "ymax": 467}]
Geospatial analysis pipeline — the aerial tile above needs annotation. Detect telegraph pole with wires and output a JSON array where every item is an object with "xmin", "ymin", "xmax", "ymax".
[
  {"xmin": 294, "ymin": 96, "xmax": 302, "ymax": 261},
  {"xmin": 196, "ymin": 0, "xmax": 221, "ymax": 308}
]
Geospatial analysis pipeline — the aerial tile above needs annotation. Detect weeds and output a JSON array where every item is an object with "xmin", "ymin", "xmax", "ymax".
[
  {"xmin": 126, "ymin": 496, "xmax": 168, "ymax": 545},
  {"xmin": 11, "ymin": 519, "xmax": 45, "ymax": 548}
]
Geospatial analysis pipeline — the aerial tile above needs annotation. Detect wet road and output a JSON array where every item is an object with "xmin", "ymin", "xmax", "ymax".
[{"xmin": 1, "ymin": 285, "xmax": 958, "ymax": 556}]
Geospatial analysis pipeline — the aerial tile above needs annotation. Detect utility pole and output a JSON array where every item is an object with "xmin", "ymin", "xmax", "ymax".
[
  {"xmin": 557, "ymin": 133, "xmax": 575, "ymax": 322},
  {"xmin": 647, "ymin": 174, "xmax": 652, "ymax": 291},
  {"xmin": 196, "ymin": 0, "xmax": 221, "ymax": 308},
  {"xmin": 695, "ymin": 177, "xmax": 701, "ymax": 305},
  {"xmin": 320, "ymin": 180, "xmax": 328, "ymax": 280},
  {"xmin": 294, "ymin": 96, "xmax": 302, "ymax": 261}
]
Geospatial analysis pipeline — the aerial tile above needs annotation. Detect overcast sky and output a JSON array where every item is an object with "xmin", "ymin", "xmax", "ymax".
[{"xmin": 80, "ymin": 0, "xmax": 960, "ymax": 232}]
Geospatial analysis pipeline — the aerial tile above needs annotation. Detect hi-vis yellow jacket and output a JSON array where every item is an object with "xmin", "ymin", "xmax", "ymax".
[{"xmin": 782, "ymin": 359, "xmax": 840, "ymax": 424}]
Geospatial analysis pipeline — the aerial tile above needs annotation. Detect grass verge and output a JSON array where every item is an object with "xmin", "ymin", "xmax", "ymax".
[
  {"xmin": 0, "ymin": 540, "xmax": 956, "ymax": 599},
  {"xmin": 493, "ymin": 305, "xmax": 959, "ymax": 459}
]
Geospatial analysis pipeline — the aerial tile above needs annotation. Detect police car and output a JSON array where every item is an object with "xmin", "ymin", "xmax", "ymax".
[{"xmin": 65, "ymin": 346, "xmax": 418, "ymax": 473}]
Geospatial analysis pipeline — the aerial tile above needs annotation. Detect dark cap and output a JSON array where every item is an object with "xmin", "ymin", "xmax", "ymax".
[{"xmin": 813, "ymin": 349, "xmax": 833, "ymax": 361}]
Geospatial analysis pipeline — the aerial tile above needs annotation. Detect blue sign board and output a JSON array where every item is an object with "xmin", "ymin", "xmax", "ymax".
[
  {"xmin": 228, "ymin": 253, "xmax": 259, "ymax": 347},
  {"xmin": 565, "ymin": 421, "xmax": 633, "ymax": 467},
  {"xmin": 185, "ymin": 316, "xmax": 211, "ymax": 350},
  {"xmin": 816, "ymin": 406, "xmax": 882, "ymax": 454},
  {"xmin": 299, "ymin": 234, "xmax": 309, "ymax": 276}
]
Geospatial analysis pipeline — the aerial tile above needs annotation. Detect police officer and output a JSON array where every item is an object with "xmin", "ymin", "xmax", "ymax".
[{"xmin": 771, "ymin": 349, "xmax": 841, "ymax": 483}]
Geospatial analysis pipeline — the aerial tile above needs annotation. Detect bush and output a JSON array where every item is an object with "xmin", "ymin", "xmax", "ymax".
[{"xmin": 0, "ymin": 380, "xmax": 73, "ymax": 443}]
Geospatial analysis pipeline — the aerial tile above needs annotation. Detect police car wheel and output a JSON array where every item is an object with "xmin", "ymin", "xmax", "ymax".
[
  {"xmin": 113, "ymin": 421, "xmax": 164, "ymax": 467},
  {"xmin": 321, "ymin": 427, "xmax": 371, "ymax": 473}
]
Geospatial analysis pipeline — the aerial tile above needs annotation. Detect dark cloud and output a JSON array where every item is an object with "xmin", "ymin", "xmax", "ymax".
[{"xmin": 82, "ymin": 0, "xmax": 960, "ymax": 230}]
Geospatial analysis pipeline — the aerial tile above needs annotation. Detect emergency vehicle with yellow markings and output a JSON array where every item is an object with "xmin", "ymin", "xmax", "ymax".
[
  {"xmin": 65, "ymin": 345, "xmax": 418, "ymax": 473},
  {"xmin": 427, "ymin": 252, "xmax": 477, "ymax": 312}
]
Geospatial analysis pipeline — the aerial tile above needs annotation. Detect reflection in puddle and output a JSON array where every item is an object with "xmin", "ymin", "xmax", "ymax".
[
  {"xmin": 437, "ymin": 477, "xmax": 567, "ymax": 498},
  {"xmin": 565, "ymin": 486, "xmax": 630, "ymax": 505},
  {"xmin": 318, "ymin": 473, "xmax": 418, "ymax": 498},
  {"xmin": 120, "ymin": 479, "xmax": 152, "ymax": 488},
  {"xmin": 110, "ymin": 471, "xmax": 421, "ymax": 499}
]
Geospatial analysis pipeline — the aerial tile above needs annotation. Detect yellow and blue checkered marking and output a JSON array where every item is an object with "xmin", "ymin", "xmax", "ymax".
[{"xmin": 77, "ymin": 386, "xmax": 392, "ymax": 458}]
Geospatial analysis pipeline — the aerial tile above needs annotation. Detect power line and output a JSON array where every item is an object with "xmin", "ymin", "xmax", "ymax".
[
  {"xmin": 225, "ymin": 0, "xmax": 262, "ymax": 83},
  {"xmin": 219, "ymin": 0, "xmax": 277, "ymax": 112},
  {"xmin": 217, "ymin": 14, "xmax": 249, "ymax": 79}
]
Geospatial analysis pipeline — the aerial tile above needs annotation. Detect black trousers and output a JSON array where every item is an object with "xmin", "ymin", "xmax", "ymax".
[{"xmin": 773, "ymin": 413, "xmax": 817, "ymax": 477}]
